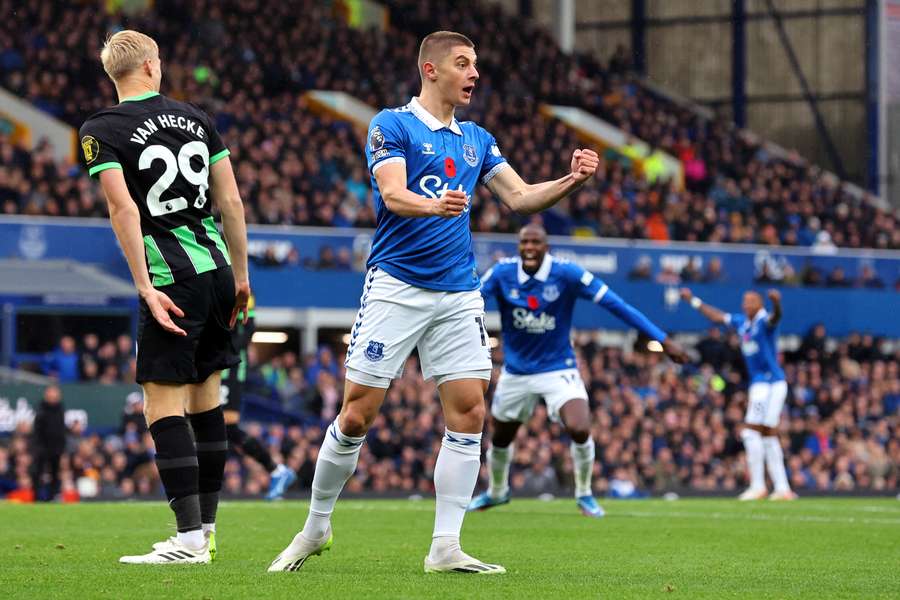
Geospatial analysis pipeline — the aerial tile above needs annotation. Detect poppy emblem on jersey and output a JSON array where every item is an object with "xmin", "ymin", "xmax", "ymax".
[
  {"xmin": 526, "ymin": 295, "xmax": 540, "ymax": 310},
  {"xmin": 365, "ymin": 340, "xmax": 385, "ymax": 362},
  {"xmin": 444, "ymin": 157, "xmax": 456, "ymax": 178},
  {"xmin": 463, "ymin": 143, "xmax": 478, "ymax": 166},
  {"xmin": 542, "ymin": 284, "xmax": 560, "ymax": 302},
  {"xmin": 81, "ymin": 136, "xmax": 99, "ymax": 164},
  {"xmin": 369, "ymin": 126, "xmax": 385, "ymax": 152}
]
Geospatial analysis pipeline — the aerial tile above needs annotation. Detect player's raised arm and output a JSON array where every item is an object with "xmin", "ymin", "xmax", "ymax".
[
  {"xmin": 373, "ymin": 162, "xmax": 467, "ymax": 218},
  {"xmin": 766, "ymin": 289, "xmax": 783, "ymax": 327},
  {"xmin": 486, "ymin": 149, "xmax": 599, "ymax": 215},
  {"xmin": 680, "ymin": 287, "xmax": 729, "ymax": 325},
  {"xmin": 567, "ymin": 263, "xmax": 686, "ymax": 362},
  {"xmin": 596, "ymin": 281, "xmax": 687, "ymax": 363},
  {"xmin": 209, "ymin": 155, "xmax": 251, "ymax": 326},
  {"xmin": 97, "ymin": 168, "xmax": 186, "ymax": 336}
]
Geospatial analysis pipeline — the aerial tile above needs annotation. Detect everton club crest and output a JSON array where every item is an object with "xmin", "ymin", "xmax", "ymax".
[
  {"xmin": 542, "ymin": 284, "xmax": 560, "ymax": 302},
  {"xmin": 463, "ymin": 143, "xmax": 478, "ymax": 166},
  {"xmin": 365, "ymin": 340, "xmax": 384, "ymax": 362}
]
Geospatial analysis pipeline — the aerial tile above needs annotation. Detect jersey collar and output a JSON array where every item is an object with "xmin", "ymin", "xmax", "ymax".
[
  {"xmin": 408, "ymin": 97, "xmax": 462, "ymax": 135},
  {"xmin": 121, "ymin": 91, "xmax": 160, "ymax": 102},
  {"xmin": 517, "ymin": 254, "xmax": 553, "ymax": 284}
]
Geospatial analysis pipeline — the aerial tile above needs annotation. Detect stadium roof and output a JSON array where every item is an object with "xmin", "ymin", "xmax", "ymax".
[{"xmin": 0, "ymin": 259, "xmax": 136, "ymax": 300}]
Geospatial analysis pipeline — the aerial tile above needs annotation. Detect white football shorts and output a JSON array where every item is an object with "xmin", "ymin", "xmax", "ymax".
[
  {"xmin": 745, "ymin": 380, "xmax": 788, "ymax": 427},
  {"xmin": 344, "ymin": 266, "xmax": 492, "ymax": 383},
  {"xmin": 491, "ymin": 367, "xmax": 588, "ymax": 424}
]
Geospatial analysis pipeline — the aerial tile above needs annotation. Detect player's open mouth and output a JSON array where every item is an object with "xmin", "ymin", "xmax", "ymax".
[{"xmin": 462, "ymin": 85, "xmax": 475, "ymax": 96}]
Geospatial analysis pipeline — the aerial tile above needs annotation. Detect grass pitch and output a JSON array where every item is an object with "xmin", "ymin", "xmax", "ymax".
[{"xmin": 1, "ymin": 498, "xmax": 898, "ymax": 599}]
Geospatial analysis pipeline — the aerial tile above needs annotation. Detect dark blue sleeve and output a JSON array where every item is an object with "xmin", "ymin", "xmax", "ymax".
[
  {"xmin": 567, "ymin": 263, "xmax": 607, "ymax": 301},
  {"xmin": 597, "ymin": 287, "xmax": 668, "ymax": 342}
]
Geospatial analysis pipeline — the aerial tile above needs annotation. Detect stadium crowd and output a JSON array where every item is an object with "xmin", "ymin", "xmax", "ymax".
[
  {"xmin": 1, "ymin": 0, "xmax": 899, "ymax": 248},
  {"xmin": 3, "ymin": 326, "xmax": 897, "ymax": 500}
]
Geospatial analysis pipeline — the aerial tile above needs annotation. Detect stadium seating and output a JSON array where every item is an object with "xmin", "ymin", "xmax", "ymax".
[
  {"xmin": 1, "ymin": 1, "xmax": 898, "ymax": 247},
  {"xmin": 4, "ymin": 327, "xmax": 897, "ymax": 498},
  {"xmin": 1, "ymin": 1, "xmax": 897, "ymax": 501}
]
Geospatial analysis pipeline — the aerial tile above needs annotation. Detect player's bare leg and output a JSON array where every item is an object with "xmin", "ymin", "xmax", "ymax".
[
  {"xmin": 426, "ymin": 377, "xmax": 505, "ymax": 575},
  {"xmin": 268, "ymin": 379, "xmax": 384, "ymax": 572},
  {"xmin": 120, "ymin": 383, "xmax": 210, "ymax": 564},
  {"xmin": 468, "ymin": 417, "xmax": 519, "ymax": 511},
  {"xmin": 559, "ymin": 398, "xmax": 604, "ymax": 518},
  {"xmin": 185, "ymin": 372, "xmax": 228, "ymax": 560}
]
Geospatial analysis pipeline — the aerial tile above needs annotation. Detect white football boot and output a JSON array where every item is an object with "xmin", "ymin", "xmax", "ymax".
[
  {"xmin": 267, "ymin": 526, "xmax": 333, "ymax": 572},
  {"xmin": 738, "ymin": 487, "xmax": 769, "ymax": 501},
  {"xmin": 424, "ymin": 542, "xmax": 506, "ymax": 575},
  {"xmin": 120, "ymin": 536, "xmax": 210, "ymax": 565}
]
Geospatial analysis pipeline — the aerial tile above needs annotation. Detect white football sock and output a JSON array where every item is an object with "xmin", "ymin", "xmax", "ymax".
[
  {"xmin": 201, "ymin": 523, "xmax": 215, "ymax": 535},
  {"xmin": 570, "ymin": 438, "xmax": 595, "ymax": 498},
  {"xmin": 741, "ymin": 428, "xmax": 766, "ymax": 491},
  {"xmin": 763, "ymin": 436, "xmax": 791, "ymax": 493},
  {"xmin": 487, "ymin": 443, "xmax": 513, "ymax": 499},
  {"xmin": 302, "ymin": 420, "xmax": 366, "ymax": 540},
  {"xmin": 430, "ymin": 429, "xmax": 481, "ymax": 557},
  {"xmin": 177, "ymin": 529, "xmax": 205, "ymax": 550}
]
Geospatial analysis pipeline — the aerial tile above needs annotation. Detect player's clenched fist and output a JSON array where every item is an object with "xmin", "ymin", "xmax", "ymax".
[
  {"xmin": 662, "ymin": 338, "xmax": 689, "ymax": 364},
  {"xmin": 431, "ymin": 189, "xmax": 468, "ymax": 218},
  {"xmin": 570, "ymin": 149, "xmax": 600, "ymax": 183}
]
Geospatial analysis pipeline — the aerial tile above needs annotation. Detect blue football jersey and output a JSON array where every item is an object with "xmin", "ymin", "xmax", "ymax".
[
  {"xmin": 726, "ymin": 310, "xmax": 785, "ymax": 383},
  {"xmin": 365, "ymin": 97, "xmax": 508, "ymax": 291},
  {"xmin": 481, "ymin": 254, "xmax": 668, "ymax": 375}
]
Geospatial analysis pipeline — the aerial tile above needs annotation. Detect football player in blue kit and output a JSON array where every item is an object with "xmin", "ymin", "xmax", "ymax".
[
  {"xmin": 680, "ymin": 287, "xmax": 796, "ymax": 501},
  {"xmin": 469, "ymin": 225, "xmax": 688, "ymax": 517},
  {"xmin": 269, "ymin": 31, "xmax": 601, "ymax": 574}
]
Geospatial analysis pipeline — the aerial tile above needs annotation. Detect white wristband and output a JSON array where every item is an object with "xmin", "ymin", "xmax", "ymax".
[{"xmin": 690, "ymin": 297, "xmax": 702, "ymax": 309}]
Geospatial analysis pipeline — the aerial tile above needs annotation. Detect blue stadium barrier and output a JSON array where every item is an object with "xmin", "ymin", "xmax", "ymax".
[{"xmin": 2, "ymin": 216, "xmax": 899, "ymax": 336}]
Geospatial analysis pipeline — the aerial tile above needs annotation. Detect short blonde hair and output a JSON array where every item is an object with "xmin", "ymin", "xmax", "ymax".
[{"xmin": 100, "ymin": 30, "xmax": 158, "ymax": 81}]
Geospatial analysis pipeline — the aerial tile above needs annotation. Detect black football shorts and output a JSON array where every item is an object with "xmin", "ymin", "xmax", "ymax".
[{"xmin": 136, "ymin": 267, "xmax": 239, "ymax": 384}]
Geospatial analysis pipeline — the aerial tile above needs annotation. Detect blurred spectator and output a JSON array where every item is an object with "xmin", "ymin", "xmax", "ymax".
[
  {"xmin": 801, "ymin": 263, "xmax": 824, "ymax": 287},
  {"xmin": 1, "ymin": 2, "xmax": 898, "ymax": 251},
  {"xmin": 628, "ymin": 256, "xmax": 652, "ymax": 281},
  {"xmin": 120, "ymin": 392, "xmax": 146, "ymax": 436},
  {"xmin": 3, "ymin": 329, "xmax": 898, "ymax": 498},
  {"xmin": 826, "ymin": 267, "xmax": 852, "ymax": 288},
  {"xmin": 316, "ymin": 246, "xmax": 337, "ymax": 270},
  {"xmin": 697, "ymin": 327, "xmax": 729, "ymax": 370},
  {"xmin": 608, "ymin": 44, "xmax": 632, "ymax": 76},
  {"xmin": 680, "ymin": 257, "xmax": 702, "ymax": 283},
  {"xmin": 655, "ymin": 266, "xmax": 680, "ymax": 285},
  {"xmin": 43, "ymin": 336, "xmax": 79, "ymax": 382},
  {"xmin": 855, "ymin": 265, "xmax": 885, "ymax": 289},
  {"xmin": 702, "ymin": 257, "xmax": 725, "ymax": 283},
  {"xmin": 31, "ymin": 385, "xmax": 66, "ymax": 501},
  {"xmin": 798, "ymin": 324, "xmax": 828, "ymax": 361}
]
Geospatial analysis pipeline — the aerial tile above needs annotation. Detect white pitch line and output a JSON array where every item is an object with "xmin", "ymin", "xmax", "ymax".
[
  {"xmin": 612, "ymin": 510, "xmax": 900, "ymax": 526},
  {"xmin": 247, "ymin": 501, "xmax": 900, "ymax": 525}
]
